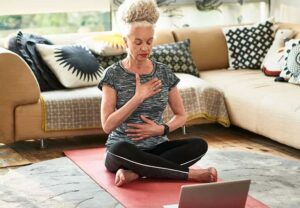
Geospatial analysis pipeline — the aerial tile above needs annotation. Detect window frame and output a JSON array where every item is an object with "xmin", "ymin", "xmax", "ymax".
[{"xmin": 0, "ymin": 0, "xmax": 110, "ymax": 16}]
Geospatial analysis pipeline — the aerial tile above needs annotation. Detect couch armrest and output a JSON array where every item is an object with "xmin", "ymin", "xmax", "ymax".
[{"xmin": 0, "ymin": 47, "xmax": 40, "ymax": 144}]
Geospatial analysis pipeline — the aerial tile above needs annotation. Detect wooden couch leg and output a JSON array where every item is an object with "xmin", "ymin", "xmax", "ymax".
[
  {"xmin": 40, "ymin": 139, "xmax": 46, "ymax": 149},
  {"xmin": 182, "ymin": 125, "xmax": 187, "ymax": 135}
]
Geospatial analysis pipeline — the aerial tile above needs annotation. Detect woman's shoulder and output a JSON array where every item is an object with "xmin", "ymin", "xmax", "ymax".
[
  {"xmin": 102, "ymin": 62, "xmax": 123, "ymax": 76},
  {"xmin": 152, "ymin": 60, "xmax": 179, "ymax": 87},
  {"xmin": 153, "ymin": 60, "xmax": 174, "ymax": 75},
  {"xmin": 153, "ymin": 61, "xmax": 172, "ymax": 72},
  {"xmin": 98, "ymin": 62, "xmax": 124, "ymax": 90}
]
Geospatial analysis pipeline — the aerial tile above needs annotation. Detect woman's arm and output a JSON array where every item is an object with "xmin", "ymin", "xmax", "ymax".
[
  {"xmin": 101, "ymin": 85, "xmax": 140, "ymax": 134},
  {"xmin": 165, "ymin": 86, "xmax": 187, "ymax": 133},
  {"xmin": 126, "ymin": 86, "xmax": 187, "ymax": 140},
  {"xmin": 101, "ymin": 73, "xmax": 161, "ymax": 134}
]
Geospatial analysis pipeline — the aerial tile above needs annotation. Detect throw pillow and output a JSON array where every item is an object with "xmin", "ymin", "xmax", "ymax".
[
  {"xmin": 223, "ymin": 19, "xmax": 275, "ymax": 69},
  {"xmin": 36, "ymin": 44, "xmax": 104, "ymax": 88},
  {"xmin": 278, "ymin": 39, "xmax": 300, "ymax": 85},
  {"xmin": 150, "ymin": 39, "xmax": 199, "ymax": 77},
  {"xmin": 7, "ymin": 31, "xmax": 65, "ymax": 91},
  {"xmin": 95, "ymin": 53, "xmax": 127, "ymax": 69},
  {"xmin": 77, "ymin": 32, "xmax": 126, "ymax": 56},
  {"xmin": 261, "ymin": 29, "xmax": 295, "ymax": 76}
]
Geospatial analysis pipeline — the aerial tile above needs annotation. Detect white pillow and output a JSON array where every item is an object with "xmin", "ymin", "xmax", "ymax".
[
  {"xmin": 36, "ymin": 44, "xmax": 103, "ymax": 88},
  {"xmin": 261, "ymin": 29, "xmax": 295, "ymax": 76},
  {"xmin": 77, "ymin": 32, "xmax": 126, "ymax": 56}
]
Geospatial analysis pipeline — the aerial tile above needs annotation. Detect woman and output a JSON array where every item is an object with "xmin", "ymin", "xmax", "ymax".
[{"xmin": 98, "ymin": 0, "xmax": 217, "ymax": 187}]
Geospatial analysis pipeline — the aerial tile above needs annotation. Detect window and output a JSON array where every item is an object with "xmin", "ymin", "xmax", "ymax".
[
  {"xmin": 0, "ymin": 0, "xmax": 111, "ymax": 37},
  {"xmin": 146, "ymin": 0, "xmax": 270, "ymax": 29}
]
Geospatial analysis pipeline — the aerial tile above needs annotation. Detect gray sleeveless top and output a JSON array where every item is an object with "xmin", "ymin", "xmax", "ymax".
[{"xmin": 98, "ymin": 61, "xmax": 179, "ymax": 150}]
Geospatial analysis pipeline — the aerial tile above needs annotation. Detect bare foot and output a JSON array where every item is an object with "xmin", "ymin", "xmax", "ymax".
[
  {"xmin": 115, "ymin": 169, "xmax": 139, "ymax": 187},
  {"xmin": 188, "ymin": 167, "xmax": 218, "ymax": 183},
  {"xmin": 208, "ymin": 167, "xmax": 218, "ymax": 182}
]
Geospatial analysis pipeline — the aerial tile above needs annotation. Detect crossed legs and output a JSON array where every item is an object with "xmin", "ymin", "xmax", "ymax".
[{"xmin": 105, "ymin": 138, "xmax": 217, "ymax": 186}]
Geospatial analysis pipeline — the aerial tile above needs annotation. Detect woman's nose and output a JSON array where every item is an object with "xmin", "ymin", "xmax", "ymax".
[{"xmin": 141, "ymin": 45, "xmax": 148, "ymax": 51}]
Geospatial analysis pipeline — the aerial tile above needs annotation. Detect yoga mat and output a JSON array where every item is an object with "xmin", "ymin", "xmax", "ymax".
[{"xmin": 64, "ymin": 147, "xmax": 268, "ymax": 208}]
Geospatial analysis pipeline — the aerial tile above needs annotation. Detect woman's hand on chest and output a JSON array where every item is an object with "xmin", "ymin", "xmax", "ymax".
[{"xmin": 134, "ymin": 73, "xmax": 162, "ymax": 102}]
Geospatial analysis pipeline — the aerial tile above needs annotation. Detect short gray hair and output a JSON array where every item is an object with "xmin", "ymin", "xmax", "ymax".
[{"xmin": 116, "ymin": 0, "xmax": 160, "ymax": 36}]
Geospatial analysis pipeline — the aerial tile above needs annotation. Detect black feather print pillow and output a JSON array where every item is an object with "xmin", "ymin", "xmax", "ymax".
[{"xmin": 36, "ymin": 44, "xmax": 104, "ymax": 88}]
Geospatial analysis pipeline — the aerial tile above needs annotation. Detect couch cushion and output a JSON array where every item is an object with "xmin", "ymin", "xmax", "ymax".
[
  {"xmin": 173, "ymin": 26, "xmax": 228, "ymax": 71},
  {"xmin": 201, "ymin": 69, "xmax": 300, "ymax": 149}
]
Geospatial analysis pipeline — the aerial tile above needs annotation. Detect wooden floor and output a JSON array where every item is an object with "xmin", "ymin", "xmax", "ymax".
[{"xmin": 7, "ymin": 123, "xmax": 300, "ymax": 164}]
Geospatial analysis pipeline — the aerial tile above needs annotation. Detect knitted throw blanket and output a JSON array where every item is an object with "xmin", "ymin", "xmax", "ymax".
[{"xmin": 41, "ymin": 75, "xmax": 230, "ymax": 131}]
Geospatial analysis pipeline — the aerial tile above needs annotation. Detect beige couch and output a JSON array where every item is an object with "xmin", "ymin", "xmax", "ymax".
[{"xmin": 0, "ymin": 23, "xmax": 299, "ymax": 149}]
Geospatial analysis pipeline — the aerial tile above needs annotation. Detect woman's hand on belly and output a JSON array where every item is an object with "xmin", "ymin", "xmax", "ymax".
[{"xmin": 125, "ymin": 115, "xmax": 164, "ymax": 141}]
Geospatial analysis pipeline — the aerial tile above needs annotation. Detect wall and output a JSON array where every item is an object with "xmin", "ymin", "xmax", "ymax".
[{"xmin": 270, "ymin": 0, "xmax": 300, "ymax": 24}]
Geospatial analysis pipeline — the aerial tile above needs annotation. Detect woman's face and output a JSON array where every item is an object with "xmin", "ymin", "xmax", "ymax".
[{"xmin": 125, "ymin": 24, "xmax": 154, "ymax": 62}]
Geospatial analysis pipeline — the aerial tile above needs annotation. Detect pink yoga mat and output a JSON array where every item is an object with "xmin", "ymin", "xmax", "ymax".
[{"xmin": 64, "ymin": 147, "xmax": 268, "ymax": 208}]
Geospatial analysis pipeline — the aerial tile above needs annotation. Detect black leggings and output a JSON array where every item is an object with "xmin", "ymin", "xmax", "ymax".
[{"xmin": 105, "ymin": 138, "xmax": 208, "ymax": 180}]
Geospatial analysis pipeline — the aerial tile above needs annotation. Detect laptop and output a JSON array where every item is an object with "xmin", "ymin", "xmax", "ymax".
[{"xmin": 164, "ymin": 179, "xmax": 251, "ymax": 208}]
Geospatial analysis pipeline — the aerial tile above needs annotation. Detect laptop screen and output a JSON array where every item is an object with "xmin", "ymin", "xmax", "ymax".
[{"xmin": 164, "ymin": 179, "xmax": 251, "ymax": 208}]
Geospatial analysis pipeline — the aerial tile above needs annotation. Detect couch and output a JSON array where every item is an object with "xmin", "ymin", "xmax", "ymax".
[{"xmin": 0, "ymin": 23, "xmax": 299, "ymax": 150}]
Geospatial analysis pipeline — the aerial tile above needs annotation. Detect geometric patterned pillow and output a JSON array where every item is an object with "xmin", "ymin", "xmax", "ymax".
[
  {"xmin": 150, "ymin": 39, "xmax": 199, "ymax": 77},
  {"xmin": 95, "ymin": 53, "xmax": 127, "ymax": 69},
  {"xmin": 36, "ymin": 44, "xmax": 104, "ymax": 88},
  {"xmin": 279, "ymin": 39, "xmax": 300, "ymax": 85},
  {"xmin": 223, "ymin": 19, "xmax": 275, "ymax": 69}
]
